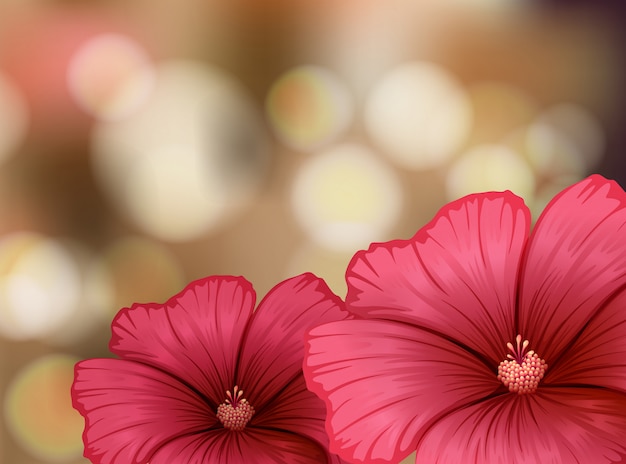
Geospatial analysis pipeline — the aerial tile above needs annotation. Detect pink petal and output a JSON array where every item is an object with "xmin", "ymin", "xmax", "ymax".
[
  {"xmin": 346, "ymin": 192, "xmax": 529, "ymax": 365},
  {"xmin": 148, "ymin": 427, "xmax": 330, "ymax": 464},
  {"xmin": 236, "ymin": 273, "xmax": 347, "ymax": 410},
  {"xmin": 71, "ymin": 358, "xmax": 218, "ymax": 464},
  {"xmin": 415, "ymin": 387, "xmax": 626, "ymax": 464},
  {"xmin": 303, "ymin": 319, "xmax": 500, "ymax": 464},
  {"xmin": 109, "ymin": 276, "xmax": 255, "ymax": 405},
  {"xmin": 251, "ymin": 374, "xmax": 338, "ymax": 458},
  {"xmin": 545, "ymin": 288, "xmax": 626, "ymax": 393},
  {"xmin": 518, "ymin": 175, "xmax": 626, "ymax": 363}
]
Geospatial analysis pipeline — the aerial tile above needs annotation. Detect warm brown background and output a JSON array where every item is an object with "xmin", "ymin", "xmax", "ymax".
[{"xmin": 1, "ymin": 0, "xmax": 625, "ymax": 463}]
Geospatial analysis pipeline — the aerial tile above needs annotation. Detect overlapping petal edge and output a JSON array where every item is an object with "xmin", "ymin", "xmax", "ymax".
[
  {"xmin": 303, "ymin": 174, "xmax": 626, "ymax": 464},
  {"xmin": 72, "ymin": 272, "xmax": 351, "ymax": 464}
]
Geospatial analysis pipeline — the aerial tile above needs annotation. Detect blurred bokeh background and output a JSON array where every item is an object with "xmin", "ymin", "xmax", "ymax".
[{"xmin": 1, "ymin": 0, "xmax": 625, "ymax": 462}]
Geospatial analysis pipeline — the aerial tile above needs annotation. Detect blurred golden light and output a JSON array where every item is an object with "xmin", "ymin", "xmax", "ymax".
[
  {"xmin": 530, "ymin": 103, "xmax": 605, "ymax": 171},
  {"xmin": 0, "ymin": 71, "xmax": 29, "ymax": 166},
  {"xmin": 92, "ymin": 60, "xmax": 270, "ymax": 242},
  {"xmin": 300, "ymin": 2, "xmax": 442, "ymax": 100},
  {"xmin": 44, "ymin": 242, "xmax": 114, "ymax": 346},
  {"xmin": 364, "ymin": 62, "xmax": 472, "ymax": 170},
  {"xmin": 286, "ymin": 242, "xmax": 354, "ymax": 298},
  {"xmin": 399, "ymin": 451, "xmax": 416, "ymax": 464},
  {"xmin": 3, "ymin": 354, "xmax": 84, "ymax": 461},
  {"xmin": 446, "ymin": 144, "xmax": 536, "ymax": 201},
  {"xmin": 466, "ymin": 81, "xmax": 538, "ymax": 145},
  {"xmin": 291, "ymin": 143, "xmax": 403, "ymax": 251},
  {"xmin": 95, "ymin": 236, "xmax": 185, "ymax": 314},
  {"xmin": 0, "ymin": 233, "xmax": 82, "ymax": 341},
  {"xmin": 436, "ymin": 0, "xmax": 528, "ymax": 16},
  {"xmin": 266, "ymin": 65, "xmax": 353, "ymax": 151},
  {"xmin": 525, "ymin": 122, "xmax": 586, "ymax": 179},
  {"xmin": 67, "ymin": 33, "xmax": 155, "ymax": 121}
]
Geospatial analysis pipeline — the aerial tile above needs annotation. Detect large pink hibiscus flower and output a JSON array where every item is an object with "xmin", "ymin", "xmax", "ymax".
[
  {"xmin": 303, "ymin": 175, "xmax": 626, "ymax": 464},
  {"xmin": 72, "ymin": 273, "xmax": 349, "ymax": 464}
]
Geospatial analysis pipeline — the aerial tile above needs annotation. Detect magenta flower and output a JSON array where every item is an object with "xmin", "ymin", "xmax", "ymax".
[
  {"xmin": 303, "ymin": 175, "xmax": 626, "ymax": 464},
  {"xmin": 72, "ymin": 273, "xmax": 350, "ymax": 464}
]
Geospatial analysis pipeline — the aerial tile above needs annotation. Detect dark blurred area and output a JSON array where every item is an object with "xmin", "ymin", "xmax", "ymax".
[{"xmin": 1, "ymin": 1, "xmax": 625, "ymax": 463}]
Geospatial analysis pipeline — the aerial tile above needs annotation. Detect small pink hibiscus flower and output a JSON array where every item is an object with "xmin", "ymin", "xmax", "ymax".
[
  {"xmin": 72, "ymin": 273, "xmax": 350, "ymax": 464},
  {"xmin": 303, "ymin": 175, "xmax": 626, "ymax": 464}
]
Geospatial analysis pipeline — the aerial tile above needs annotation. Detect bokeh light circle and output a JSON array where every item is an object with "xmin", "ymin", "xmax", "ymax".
[
  {"xmin": 0, "ymin": 71, "xmax": 29, "ymax": 166},
  {"xmin": 92, "ymin": 60, "xmax": 270, "ymax": 242},
  {"xmin": 291, "ymin": 143, "xmax": 403, "ymax": 251},
  {"xmin": 529, "ymin": 103, "xmax": 605, "ymax": 171},
  {"xmin": 446, "ymin": 144, "xmax": 536, "ymax": 201},
  {"xmin": 95, "ymin": 236, "xmax": 185, "ymax": 315},
  {"xmin": 524, "ymin": 122, "xmax": 586, "ymax": 179},
  {"xmin": 0, "ymin": 233, "xmax": 82, "ymax": 341},
  {"xmin": 266, "ymin": 65, "xmax": 353, "ymax": 151},
  {"xmin": 43, "ymin": 242, "xmax": 114, "ymax": 346},
  {"xmin": 364, "ymin": 62, "xmax": 472, "ymax": 170},
  {"xmin": 67, "ymin": 33, "xmax": 155, "ymax": 121},
  {"xmin": 3, "ymin": 354, "xmax": 84, "ymax": 461}
]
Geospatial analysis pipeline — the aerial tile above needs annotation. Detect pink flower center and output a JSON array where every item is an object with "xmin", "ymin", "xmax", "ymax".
[
  {"xmin": 497, "ymin": 335, "xmax": 547, "ymax": 394},
  {"xmin": 216, "ymin": 386, "xmax": 255, "ymax": 431}
]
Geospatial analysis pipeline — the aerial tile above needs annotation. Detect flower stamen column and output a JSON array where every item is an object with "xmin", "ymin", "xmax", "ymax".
[
  {"xmin": 216, "ymin": 386, "xmax": 255, "ymax": 431},
  {"xmin": 497, "ymin": 335, "xmax": 547, "ymax": 394}
]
